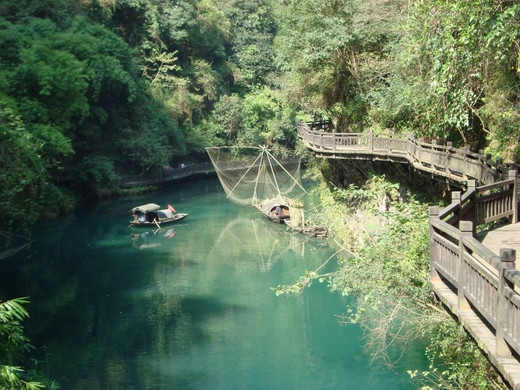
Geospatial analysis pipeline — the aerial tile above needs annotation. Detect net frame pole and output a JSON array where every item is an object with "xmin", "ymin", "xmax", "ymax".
[
  {"xmin": 225, "ymin": 150, "xmax": 263, "ymax": 201},
  {"xmin": 265, "ymin": 149, "xmax": 307, "ymax": 193},
  {"xmin": 265, "ymin": 150, "xmax": 283, "ymax": 198},
  {"xmin": 252, "ymin": 150, "xmax": 265, "ymax": 204}
]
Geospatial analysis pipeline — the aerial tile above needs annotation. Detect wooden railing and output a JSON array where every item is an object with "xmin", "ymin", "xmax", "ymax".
[
  {"xmin": 298, "ymin": 120, "xmax": 520, "ymax": 387},
  {"xmin": 429, "ymin": 170, "xmax": 519, "ymax": 388},
  {"xmin": 118, "ymin": 158, "xmax": 301, "ymax": 189},
  {"xmin": 438, "ymin": 173, "xmax": 518, "ymax": 229},
  {"xmin": 297, "ymin": 121, "xmax": 510, "ymax": 185}
]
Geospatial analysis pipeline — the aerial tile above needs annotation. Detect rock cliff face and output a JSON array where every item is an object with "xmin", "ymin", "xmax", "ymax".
[{"xmin": 325, "ymin": 158, "xmax": 455, "ymax": 196}]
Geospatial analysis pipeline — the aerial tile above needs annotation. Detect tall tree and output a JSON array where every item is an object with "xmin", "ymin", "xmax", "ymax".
[
  {"xmin": 274, "ymin": 0, "xmax": 404, "ymax": 129},
  {"xmin": 219, "ymin": 0, "xmax": 278, "ymax": 90},
  {"xmin": 382, "ymin": 0, "xmax": 520, "ymax": 152}
]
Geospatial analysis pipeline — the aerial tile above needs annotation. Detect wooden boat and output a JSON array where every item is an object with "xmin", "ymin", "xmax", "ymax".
[
  {"xmin": 255, "ymin": 197, "xmax": 325, "ymax": 236},
  {"xmin": 255, "ymin": 198, "xmax": 292, "ymax": 224},
  {"xmin": 206, "ymin": 146, "xmax": 306, "ymax": 220},
  {"xmin": 206, "ymin": 146, "xmax": 327, "ymax": 236},
  {"xmin": 130, "ymin": 203, "xmax": 188, "ymax": 227}
]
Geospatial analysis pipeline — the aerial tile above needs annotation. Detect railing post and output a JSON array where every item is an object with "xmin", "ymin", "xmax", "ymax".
[
  {"xmin": 458, "ymin": 221, "xmax": 473, "ymax": 310},
  {"xmin": 332, "ymin": 129, "xmax": 336, "ymax": 152},
  {"xmin": 509, "ymin": 170, "xmax": 518, "ymax": 223},
  {"xmin": 407, "ymin": 132, "xmax": 414, "ymax": 157},
  {"xmin": 369, "ymin": 130, "xmax": 374, "ymax": 152},
  {"xmin": 479, "ymin": 149, "xmax": 486, "ymax": 165},
  {"xmin": 466, "ymin": 180, "xmax": 477, "ymax": 235},
  {"xmin": 496, "ymin": 248, "xmax": 516, "ymax": 356},
  {"xmin": 429, "ymin": 206, "xmax": 440, "ymax": 281},
  {"xmin": 452, "ymin": 191, "xmax": 461, "ymax": 225}
]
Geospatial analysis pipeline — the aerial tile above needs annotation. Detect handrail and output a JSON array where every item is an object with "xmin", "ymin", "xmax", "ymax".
[
  {"xmin": 297, "ymin": 121, "xmax": 511, "ymax": 185},
  {"xmin": 119, "ymin": 157, "xmax": 302, "ymax": 189},
  {"xmin": 429, "ymin": 171, "xmax": 520, "ymax": 388},
  {"xmin": 299, "ymin": 120, "xmax": 520, "ymax": 387},
  {"xmin": 438, "ymin": 172, "xmax": 518, "ymax": 230}
]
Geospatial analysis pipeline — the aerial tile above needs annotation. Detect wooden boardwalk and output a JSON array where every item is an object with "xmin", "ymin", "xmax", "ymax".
[
  {"xmin": 430, "ymin": 222, "xmax": 520, "ymax": 390},
  {"xmin": 480, "ymin": 223, "xmax": 520, "ymax": 262},
  {"xmin": 297, "ymin": 121, "xmax": 513, "ymax": 185},
  {"xmin": 298, "ymin": 121, "xmax": 520, "ymax": 389},
  {"xmin": 431, "ymin": 276, "xmax": 520, "ymax": 390}
]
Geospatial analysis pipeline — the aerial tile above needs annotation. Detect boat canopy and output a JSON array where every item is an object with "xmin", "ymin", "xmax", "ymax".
[
  {"xmin": 260, "ymin": 199, "xmax": 284, "ymax": 213},
  {"xmin": 132, "ymin": 203, "xmax": 161, "ymax": 213},
  {"xmin": 157, "ymin": 210, "xmax": 174, "ymax": 219}
]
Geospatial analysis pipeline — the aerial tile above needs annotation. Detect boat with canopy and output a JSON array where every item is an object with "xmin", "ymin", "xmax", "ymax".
[{"xmin": 130, "ymin": 203, "xmax": 188, "ymax": 228}]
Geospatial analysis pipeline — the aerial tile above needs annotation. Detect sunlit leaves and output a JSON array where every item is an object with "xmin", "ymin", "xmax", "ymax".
[
  {"xmin": 0, "ymin": 298, "xmax": 31, "ymax": 366},
  {"xmin": 142, "ymin": 48, "xmax": 181, "ymax": 87},
  {"xmin": 212, "ymin": 94, "xmax": 243, "ymax": 140},
  {"xmin": 192, "ymin": 58, "xmax": 224, "ymax": 104},
  {"xmin": 277, "ymin": 0, "xmax": 348, "ymax": 66},
  {"xmin": 13, "ymin": 40, "xmax": 90, "ymax": 131},
  {"xmin": 0, "ymin": 298, "xmax": 47, "ymax": 390},
  {"xmin": 219, "ymin": 0, "xmax": 277, "ymax": 89},
  {"xmin": 389, "ymin": 0, "xmax": 520, "ymax": 151},
  {"xmin": 240, "ymin": 86, "xmax": 296, "ymax": 147},
  {"xmin": 274, "ymin": 0, "xmax": 404, "ymax": 127}
]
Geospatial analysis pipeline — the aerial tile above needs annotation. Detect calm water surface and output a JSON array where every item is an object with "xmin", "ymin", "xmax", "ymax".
[{"xmin": 2, "ymin": 177, "xmax": 427, "ymax": 389}]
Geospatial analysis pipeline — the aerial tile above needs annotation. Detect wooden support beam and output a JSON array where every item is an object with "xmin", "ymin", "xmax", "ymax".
[{"xmin": 497, "ymin": 248, "xmax": 517, "ymax": 357}]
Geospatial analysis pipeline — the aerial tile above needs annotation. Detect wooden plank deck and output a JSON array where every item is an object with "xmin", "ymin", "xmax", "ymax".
[
  {"xmin": 435, "ymin": 222, "xmax": 520, "ymax": 389},
  {"xmin": 431, "ymin": 278, "xmax": 520, "ymax": 390},
  {"xmin": 479, "ymin": 222, "xmax": 520, "ymax": 267}
]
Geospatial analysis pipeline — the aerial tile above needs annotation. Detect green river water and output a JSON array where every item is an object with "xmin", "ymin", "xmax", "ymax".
[{"xmin": 1, "ymin": 176, "xmax": 428, "ymax": 389}]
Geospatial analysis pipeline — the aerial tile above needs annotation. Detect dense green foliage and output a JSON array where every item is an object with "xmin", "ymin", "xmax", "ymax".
[
  {"xmin": 1, "ymin": 0, "xmax": 519, "ymax": 226},
  {"xmin": 276, "ymin": 0, "xmax": 520, "ymax": 154},
  {"xmin": 1, "ymin": 0, "xmax": 519, "ymax": 388},
  {"xmin": 324, "ymin": 179, "xmax": 504, "ymax": 389},
  {"xmin": 0, "ymin": 12, "xmax": 185, "ymax": 224},
  {"xmin": 0, "ymin": 297, "xmax": 56, "ymax": 389},
  {"xmin": 275, "ymin": 173, "xmax": 506, "ymax": 389}
]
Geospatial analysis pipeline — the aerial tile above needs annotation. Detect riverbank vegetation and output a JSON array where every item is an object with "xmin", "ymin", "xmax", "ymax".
[
  {"xmin": 1, "ymin": 0, "xmax": 519, "ymax": 388},
  {"xmin": 276, "ymin": 166, "xmax": 506, "ymax": 389},
  {"xmin": 0, "ymin": 297, "xmax": 57, "ymax": 389},
  {"xmin": 1, "ymin": 0, "xmax": 519, "ymax": 227}
]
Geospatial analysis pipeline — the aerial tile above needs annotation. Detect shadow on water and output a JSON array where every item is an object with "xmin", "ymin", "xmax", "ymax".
[{"xmin": 0, "ymin": 177, "xmax": 428, "ymax": 390}]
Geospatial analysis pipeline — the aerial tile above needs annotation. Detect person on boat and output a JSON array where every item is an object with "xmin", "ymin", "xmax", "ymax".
[{"xmin": 275, "ymin": 206, "xmax": 281, "ymax": 216}]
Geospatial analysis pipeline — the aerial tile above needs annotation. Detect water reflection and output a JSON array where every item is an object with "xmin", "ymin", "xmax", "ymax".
[
  {"xmin": 0, "ymin": 178, "xmax": 426, "ymax": 389},
  {"xmin": 0, "ymin": 231, "xmax": 32, "ymax": 260},
  {"xmin": 208, "ymin": 216, "xmax": 327, "ymax": 272},
  {"xmin": 130, "ymin": 227, "xmax": 177, "ymax": 249}
]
